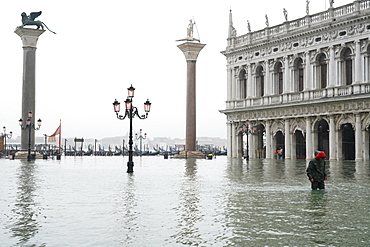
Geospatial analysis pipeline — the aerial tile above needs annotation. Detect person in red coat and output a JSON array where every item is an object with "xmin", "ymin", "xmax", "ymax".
[{"xmin": 306, "ymin": 151, "xmax": 328, "ymax": 190}]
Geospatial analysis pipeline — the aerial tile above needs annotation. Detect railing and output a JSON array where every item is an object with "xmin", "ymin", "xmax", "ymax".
[
  {"xmin": 225, "ymin": 82, "xmax": 370, "ymax": 110},
  {"xmin": 230, "ymin": 0, "xmax": 370, "ymax": 48}
]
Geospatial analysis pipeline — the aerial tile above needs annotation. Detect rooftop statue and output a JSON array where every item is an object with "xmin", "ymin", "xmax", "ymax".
[{"xmin": 18, "ymin": 11, "xmax": 56, "ymax": 34}]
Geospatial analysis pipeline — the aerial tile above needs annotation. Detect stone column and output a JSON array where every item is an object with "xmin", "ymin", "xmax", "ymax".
[
  {"xmin": 15, "ymin": 28, "xmax": 45, "ymax": 150},
  {"xmin": 177, "ymin": 42, "xmax": 206, "ymax": 152},
  {"xmin": 231, "ymin": 122, "xmax": 238, "ymax": 158},
  {"xmin": 355, "ymin": 113, "xmax": 363, "ymax": 161},
  {"xmin": 247, "ymin": 64, "xmax": 252, "ymax": 98},
  {"xmin": 329, "ymin": 115, "xmax": 336, "ymax": 160},
  {"xmin": 227, "ymin": 121, "xmax": 232, "ymax": 158},
  {"xmin": 227, "ymin": 68, "xmax": 232, "ymax": 101},
  {"xmin": 265, "ymin": 121, "xmax": 271, "ymax": 159},
  {"xmin": 355, "ymin": 40, "xmax": 362, "ymax": 83},
  {"xmin": 328, "ymin": 46, "xmax": 336, "ymax": 90},
  {"xmin": 284, "ymin": 119, "xmax": 291, "ymax": 159},
  {"xmin": 306, "ymin": 117, "xmax": 312, "ymax": 160}
]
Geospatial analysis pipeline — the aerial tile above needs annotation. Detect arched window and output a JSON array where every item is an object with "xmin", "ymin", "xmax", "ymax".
[
  {"xmin": 274, "ymin": 62, "xmax": 283, "ymax": 94},
  {"xmin": 295, "ymin": 58, "xmax": 304, "ymax": 92},
  {"xmin": 256, "ymin": 66, "xmax": 264, "ymax": 97},
  {"xmin": 238, "ymin": 69, "xmax": 247, "ymax": 99},
  {"xmin": 343, "ymin": 48, "xmax": 353, "ymax": 85},
  {"xmin": 318, "ymin": 54, "xmax": 327, "ymax": 89}
]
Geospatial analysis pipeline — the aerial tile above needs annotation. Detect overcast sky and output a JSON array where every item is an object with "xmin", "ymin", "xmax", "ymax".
[{"xmin": 0, "ymin": 0, "xmax": 351, "ymax": 140}]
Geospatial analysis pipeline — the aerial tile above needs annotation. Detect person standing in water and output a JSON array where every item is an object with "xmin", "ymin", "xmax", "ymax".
[{"xmin": 306, "ymin": 151, "xmax": 328, "ymax": 190}]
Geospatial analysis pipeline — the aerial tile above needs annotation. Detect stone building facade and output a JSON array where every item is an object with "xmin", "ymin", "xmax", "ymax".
[{"xmin": 220, "ymin": 1, "xmax": 370, "ymax": 160}]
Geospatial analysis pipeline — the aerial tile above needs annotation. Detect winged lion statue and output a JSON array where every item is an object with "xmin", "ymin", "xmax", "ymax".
[{"xmin": 18, "ymin": 11, "xmax": 56, "ymax": 34}]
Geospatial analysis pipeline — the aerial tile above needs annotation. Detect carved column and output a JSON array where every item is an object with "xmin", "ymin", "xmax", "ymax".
[
  {"xmin": 247, "ymin": 64, "xmax": 253, "ymax": 98},
  {"xmin": 227, "ymin": 68, "xmax": 232, "ymax": 101},
  {"xmin": 227, "ymin": 121, "xmax": 232, "ymax": 158},
  {"xmin": 231, "ymin": 122, "xmax": 238, "ymax": 158},
  {"xmin": 355, "ymin": 40, "xmax": 362, "ymax": 84},
  {"xmin": 284, "ymin": 119, "xmax": 291, "ymax": 159},
  {"xmin": 15, "ymin": 28, "xmax": 45, "ymax": 150},
  {"xmin": 355, "ymin": 113, "xmax": 363, "ymax": 161},
  {"xmin": 306, "ymin": 117, "xmax": 313, "ymax": 160},
  {"xmin": 328, "ymin": 46, "xmax": 336, "ymax": 92},
  {"xmin": 329, "ymin": 115, "xmax": 336, "ymax": 160},
  {"xmin": 265, "ymin": 121, "xmax": 272, "ymax": 159}
]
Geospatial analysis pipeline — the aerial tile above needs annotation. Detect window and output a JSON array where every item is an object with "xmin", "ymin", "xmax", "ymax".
[
  {"xmin": 343, "ymin": 48, "xmax": 353, "ymax": 85},
  {"xmin": 295, "ymin": 58, "xmax": 304, "ymax": 92},
  {"xmin": 274, "ymin": 62, "xmax": 283, "ymax": 95},
  {"xmin": 318, "ymin": 54, "xmax": 327, "ymax": 89},
  {"xmin": 256, "ymin": 66, "xmax": 264, "ymax": 97},
  {"xmin": 238, "ymin": 69, "xmax": 247, "ymax": 99}
]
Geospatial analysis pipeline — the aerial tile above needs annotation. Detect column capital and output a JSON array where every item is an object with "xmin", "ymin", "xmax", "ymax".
[
  {"xmin": 177, "ymin": 42, "xmax": 206, "ymax": 61},
  {"xmin": 15, "ymin": 27, "xmax": 45, "ymax": 48}
]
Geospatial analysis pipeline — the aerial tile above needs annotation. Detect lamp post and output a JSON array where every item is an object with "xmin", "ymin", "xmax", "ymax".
[
  {"xmin": 2, "ymin": 126, "xmax": 13, "ymax": 157},
  {"xmin": 239, "ymin": 120, "xmax": 251, "ymax": 161},
  {"xmin": 135, "ymin": 129, "xmax": 147, "ymax": 157},
  {"xmin": 113, "ymin": 85, "xmax": 151, "ymax": 173},
  {"xmin": 19, "ymin": 111, "xmax": 42, "ymax": 161}
]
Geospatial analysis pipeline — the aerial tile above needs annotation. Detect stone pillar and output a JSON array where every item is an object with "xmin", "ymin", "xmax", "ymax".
[
  {"xmin": 355, "ymin": 40, "xmax": 362, "ymax": 84},
  {"xmin": 328, "ymin": 46, "xmax": 336, "ymax": 89},
  {"xmin": 231, "ymin": 122, "xmax": 238, "ymax": 158},
  {"xmin": 306, "ymin": 117, "xmax": 313, "ymax": 160},
  {"xmin": 227, "ymin": 122, "xmax": 232, "ymax": 158},
  {"xmin": 284, "ymin": 119, "xmax": 291, "ymax": 159},
  {"xmin": 247, "ymin": 64, "xmax": 252, "ymax": 98},
  {"xmin": 177, "ymin": 42, "xmax": 206, "ymax": 152},
  {"xmin": 265, "ymin": 121, "xmax": 272, "ymax": 159},
  {"xmin": 329, "ymin": 115, "xmax": 336, "ymax": 160},
  {"xmin": 15, "ymin": 28, "xmax": 45, "ymax": 150},
  {"xmin": 355, "ymin": 113, "xmax": 363, "ymax": 161},
  {"xmin": 227, "ymin": 68, "xmax": 232, "ymax": 101}
]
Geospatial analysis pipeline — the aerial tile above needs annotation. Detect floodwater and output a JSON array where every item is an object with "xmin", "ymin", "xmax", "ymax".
[{"xmin": 0, "ymin": 156, "xmax": 369, "ymax": 246}]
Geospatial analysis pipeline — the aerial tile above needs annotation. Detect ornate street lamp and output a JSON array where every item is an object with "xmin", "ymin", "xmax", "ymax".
[
  {"xmin": 2, "ymin": 126, "xmax": 13, "ymax": 157},
  {"xmin": 239, "ymin": 120, "xmax": 251, "ymax": 161},
  {"xmin": 19, "ymin": 111, "xmax": 42, "ymax": 161},
  {"xmin": 135, "ymin": 129, "xmax": 147, "ymax": 157},
  {"xmin": 113, "ymin": 85, "xmax": 151, "ymax": 173}
]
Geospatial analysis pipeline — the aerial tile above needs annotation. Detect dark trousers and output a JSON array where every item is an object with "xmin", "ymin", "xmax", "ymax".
[{"xmin": 311, "ymin": 181, "xmax": 325, "ymax": 190}]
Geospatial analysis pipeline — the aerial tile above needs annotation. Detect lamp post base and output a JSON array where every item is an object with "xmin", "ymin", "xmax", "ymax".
[{"xmin": 127, "ymin": 161, "xmax": 134, "ymax": 173}]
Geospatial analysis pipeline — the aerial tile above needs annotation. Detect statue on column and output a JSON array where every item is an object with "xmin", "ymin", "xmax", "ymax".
[
  {"xmin": 247, "ymin": 20, "xmax": 251, "ymax": 32},
  {"xmin": 177, "ymin": 18, "xmax": 200, "ymax": 42},
  {"xmin": 265, "ymin": 14, "xmax": 269, "ymax": 28},
  {"xmin": 187, "ymin": 19, "xmax": 194, "ymax": 39},
  {"xmin": 18, "ymin": 11, "xmax": 56, "ymax": 34}
]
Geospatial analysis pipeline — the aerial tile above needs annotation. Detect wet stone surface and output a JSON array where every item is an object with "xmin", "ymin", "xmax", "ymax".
[{"xmin": 0, "ymin": 156, "xmax": 369, "ymax": 246}]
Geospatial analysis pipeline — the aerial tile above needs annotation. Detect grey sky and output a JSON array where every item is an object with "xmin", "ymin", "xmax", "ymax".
[{"xmin": 0, "ymin": 0, "xmax": 350, "ymax": 140}]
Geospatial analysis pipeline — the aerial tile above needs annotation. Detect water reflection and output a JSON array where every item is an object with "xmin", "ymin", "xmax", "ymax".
[
  {"xmin": 171, "ymin": 158, "xmax": 203, "ymax": 245},
  {"xmin": 8, "ymin": 161, "xmax": 45, "ymax": 246},
  {"xmin": 114, "ymin": 173, "xmax": 138, "ymax": 245}
]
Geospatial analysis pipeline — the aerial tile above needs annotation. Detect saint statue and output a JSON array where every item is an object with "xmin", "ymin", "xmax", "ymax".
[
  {"xmin": 265, "ymin": 14, "xmax": 269, "ymax": 28},
  {"xmin": 187, "ymin": 19, "xmax": 194, "ymax": 39}
]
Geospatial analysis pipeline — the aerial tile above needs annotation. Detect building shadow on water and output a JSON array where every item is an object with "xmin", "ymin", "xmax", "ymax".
[{"xmin": 8, "ymin": 160, "xmax": 46, "ymax": 247}]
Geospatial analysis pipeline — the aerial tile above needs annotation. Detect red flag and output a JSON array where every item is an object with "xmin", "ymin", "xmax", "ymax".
[{"xmin": 48, "ymin": 125, "xmax": 61, "ymax": 142}]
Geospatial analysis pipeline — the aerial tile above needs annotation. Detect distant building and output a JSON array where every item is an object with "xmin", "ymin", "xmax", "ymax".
[{"xmin": 220, "ymin": 1, "xmax": 370, "ymax": 160}]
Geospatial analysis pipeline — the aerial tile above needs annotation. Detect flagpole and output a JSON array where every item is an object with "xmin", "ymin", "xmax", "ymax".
[{"xmin": 58, "ymin": 119, "xmax": 62, "ymax": 155}]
